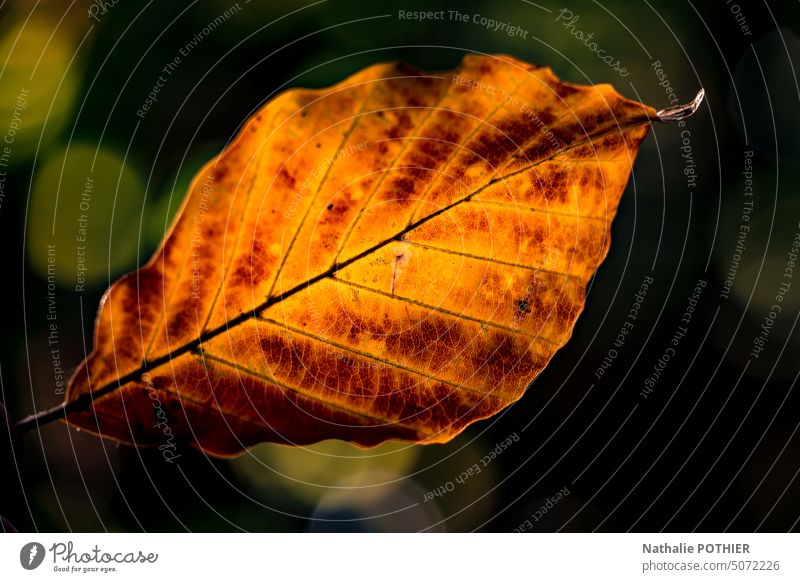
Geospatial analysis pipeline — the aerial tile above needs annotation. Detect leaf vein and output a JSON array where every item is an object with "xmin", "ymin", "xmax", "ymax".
[
  {"xmin": 255, "ymin": 315, "xmax": 489, "ymax": 396},
  {"xmin": 197, "ymin": 349, "xmax": 430, "ymax": 435},
  {"xmin": 330, "ymin": 276, "xmax": 563, "ymax": 347}
]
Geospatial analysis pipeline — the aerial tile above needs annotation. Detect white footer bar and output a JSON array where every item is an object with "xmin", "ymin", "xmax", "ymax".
[{"xmin": 1, "ymin": 533, "xmax": 797, "ymax": 581}]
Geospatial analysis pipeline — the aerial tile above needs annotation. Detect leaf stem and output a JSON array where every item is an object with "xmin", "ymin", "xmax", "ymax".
[
  {"xmin": 15, "ymin": 365, "xmax": 145, "ymax": 434},
  {"xmin": 16, "ymin": 402, "xmax": 68, "ymax": 433}
]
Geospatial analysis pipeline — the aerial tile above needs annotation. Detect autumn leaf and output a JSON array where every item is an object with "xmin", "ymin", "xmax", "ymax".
[{"xmin": 43, "ymin": 54, "xmax": 680, "ymax": 455}]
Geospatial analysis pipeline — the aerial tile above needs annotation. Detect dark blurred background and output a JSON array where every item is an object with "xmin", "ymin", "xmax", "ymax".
[{"xmin": 0, "ymin": 0, "xmax": 798, "ymax": 532}]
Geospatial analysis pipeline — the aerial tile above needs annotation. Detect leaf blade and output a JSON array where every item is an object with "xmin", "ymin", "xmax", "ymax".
[{"xmin": 65, "ymin": 54, "xmax": 656, "ymax": 455}]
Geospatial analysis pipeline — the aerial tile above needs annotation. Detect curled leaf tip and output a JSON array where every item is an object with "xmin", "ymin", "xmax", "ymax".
[{"xmin": 656, "ymin": 88, "xmax": 705, "ymax": 122}]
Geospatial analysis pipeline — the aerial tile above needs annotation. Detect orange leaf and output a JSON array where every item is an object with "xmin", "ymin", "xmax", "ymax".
[{"xmin": 64, "ymin": 54, "xmax": 659, "ymax": 456}]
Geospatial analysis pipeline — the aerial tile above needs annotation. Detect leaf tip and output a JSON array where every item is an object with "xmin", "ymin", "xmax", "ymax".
[{"xmin": 656, "ymin": 88, "xmax": 705, "ymax": 122}]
